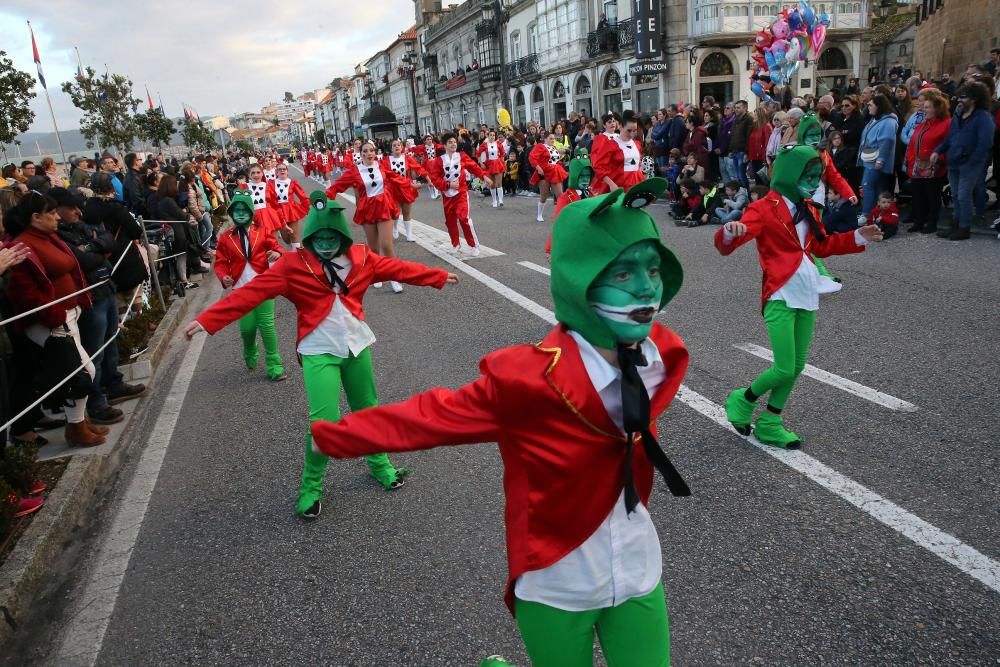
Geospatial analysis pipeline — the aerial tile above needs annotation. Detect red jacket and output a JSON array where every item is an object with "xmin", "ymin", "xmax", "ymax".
[
  {"xmin": 4, "ymin": 231, "xmax": 91, "ymax": 331},
  {"xmin": 714, "ymin": 191, "xmax": 865, "ymax": 311},
  {"xmin": 589, "ymin": 136, "xmax": 645, "ymax": 194},
  {"xmin": 747, "ymin": 122, "xmax": 772, "ymax": 162},
  {"xmin": 426, "ymin": 152, "xmax": 486, "ymax": 194},
  {"xmin": 867, "ymin": 202, "xmax": 899, "ymax": 227},
  {"xmin": 311, "ymin": 322, "xmax": 689, "ymax": 614},
  {"xmin": 820, "ymin": 150, "xmax": 855, "ymax": 200},
  {"xmin": 414, "ymin": 143, "xmax": 445, "ymax": 163},
  {"xmin": 213, "ymin": 222, "xmax": 282, "ymax": 288},
  {"xmin": 379, "ymin": 153, "xmax": 427, "ymax": 179},
  {"xmin": 195, "ymin": 245, "xmax": 449, "ymax": 346},
  {"xmin": 904, "ymin": 117, "xmax": 950, "ymax": 178}
]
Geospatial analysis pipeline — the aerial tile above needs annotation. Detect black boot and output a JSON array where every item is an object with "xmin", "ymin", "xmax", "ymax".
[{"xmin": 948, "ymin": 227, "xmax": 971, "ymax": 240}]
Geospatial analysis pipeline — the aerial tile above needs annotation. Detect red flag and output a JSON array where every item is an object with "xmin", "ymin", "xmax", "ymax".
[
  {"xmin": 28, "ymin": 22, "xmax": 46, "ymax": 89},
  {"xmin": 146, "ymin": 86, "xmax": 154, "ymax": 110}
]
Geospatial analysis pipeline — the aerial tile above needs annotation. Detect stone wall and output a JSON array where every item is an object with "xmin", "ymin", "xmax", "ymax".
[{"xmin": 914, "ymin": 0, "xmax": 1000, "ymax": 78}]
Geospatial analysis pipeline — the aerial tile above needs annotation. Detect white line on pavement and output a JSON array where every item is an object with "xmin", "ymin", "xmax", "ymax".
[
  {"xmin": 51, "ymin": 332, "xmax": 209, "ymax": 667},
  {"xmin": 418, "ymin": 237, "xmax": 1000, "ymax": 595},
  {"xmin": 518, "ymin": 260, "xmax": 551, "ymax": 276},
  {"xmin": 735, "ymin": 342, "xmax": 919, "ymax": 412}
]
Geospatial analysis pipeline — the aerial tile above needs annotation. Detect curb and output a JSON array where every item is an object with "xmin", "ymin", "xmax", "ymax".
[{"xmin": 0, "ymin": 279, "xmax": 212, "ymax": 649}]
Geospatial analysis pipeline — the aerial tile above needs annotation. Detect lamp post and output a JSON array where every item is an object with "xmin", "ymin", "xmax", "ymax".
[
  {"xmin": 402, "ymin": 52, "xmax": 420, "ymax": 138},
  {"xmin": 342, "ymin": 91, "xmax": 353, "ymax": 141},
  {"xmin": 484, "ymin": 0, "xmax": 510, "ymax": 111}
]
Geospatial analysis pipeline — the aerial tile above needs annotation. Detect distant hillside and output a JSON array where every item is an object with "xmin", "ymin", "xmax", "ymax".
[{"xmin": 6, "ymin": 119, "xmax": 188, "ymax": 161}]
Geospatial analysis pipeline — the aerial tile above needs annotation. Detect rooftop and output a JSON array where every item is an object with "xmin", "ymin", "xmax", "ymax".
[{"xmin": 870, "ymin": 12, "xmax": 916, "ymax": 46}]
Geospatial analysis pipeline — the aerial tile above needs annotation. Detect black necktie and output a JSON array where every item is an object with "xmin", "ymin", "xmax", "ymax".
[
  {"xmin": 794, "ymin": 200, "xmax": 827, "ymax": 243},
  {"xmin": 617, "ymin": 343, "xmax": 691, "ymax": 513},
  {"xmin": 320, "ymin": 258, "xmax": 350, "ymax": 296},
  {"xmin": 236, "ymin": 226, "xmax": 251, "ymax": 260}
]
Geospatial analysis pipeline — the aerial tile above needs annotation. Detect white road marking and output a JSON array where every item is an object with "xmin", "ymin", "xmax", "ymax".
[
  {"xmin": 735, "ymin": 342, "xmax": 919, "ymax": 412},
  {"xmin": 518, "ymin": 260, "xmax": 551, "ymax": 276},
  {"xmin": 51, "ymin": 332, "xmax": 209, "ymax": 666},
  {"xmin": 427, "ymin": 242, "xmax": 1000, "ymax": 595}
]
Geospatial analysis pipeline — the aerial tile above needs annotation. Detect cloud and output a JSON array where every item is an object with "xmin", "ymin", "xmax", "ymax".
[{"xmin": 0, "ymin": 0, "xmax": 415, "ymax": 133}]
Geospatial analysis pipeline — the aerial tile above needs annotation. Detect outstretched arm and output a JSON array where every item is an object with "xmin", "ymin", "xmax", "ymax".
[
  {"xmin": 189, "ymin": 260, "xmax": 288, "ymax": 336},
  {"xmin": 714, "ymin": 202, "xmax": 763, "ymax": 255},
  {"xmin": 370, "ymin": 252, "xmax": 458, "ymax": 287},
  {"xmin": 325, "ymin": 168, "xmax": 359, "ymax": 199}
]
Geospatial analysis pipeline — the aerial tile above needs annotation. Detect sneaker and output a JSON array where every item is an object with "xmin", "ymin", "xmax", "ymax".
[
  {"xmin": 184, "ymin": 281, "xmax": 200, "ymax": 290},
  {"xmin": 300, "ymin": 500, "xmax": 322, "ymax": 520},
  {"xmin": 269, "ymin": 373, "xmax": 289, "ymax": 382},
  {"xmin": 15, "ymin": 496, "xmax": 44, "ymax": 518},
  {"xmin": 390, "ymin": 281, "xmax": 404, "ymax": 293},
  {"xmin": 107, "ymin": 382, "xmax": 147, "ymax": 405},
  {"xmin": 88, "ymin": 405, "xmax": 125, "ymax": 425},
  {"xmin": 470, "ymin": 245, "xmax": 481, "ymax": 257},
  {"xmin": 754, "ymin": 412, "xmax": 802, "ymax": 449},
  {"xmin": 29, "ymin": 479, "xmax": 47, "ymax": 496},
  {"xmin": 725, "ymin": 388, "xmax": 756, "ymax": 436},
  {"xmin": 536, "ymin": 215, "xmax": 544, "ymax": 223},
  {"xmin": 492, "ymin": 201, "xmax": 498, "ymax": 208},
  {"xmin": 385, "ymin": 467, "xmax": 410, "ymax": 490},
  {"xmin": 373, "ymin": 282, "xmax": 383, "ymax": 288}
]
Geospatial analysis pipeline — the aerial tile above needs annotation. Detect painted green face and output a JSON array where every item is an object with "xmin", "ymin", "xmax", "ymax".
[
  {"xmin": 586, "ymin": 240, "xmax": 664, "ymax": 344},
  {"xmin": 231, "ymin": 203, "xmax": 253, "ymax": 226},
  {"xmin": 309, "ymin": 228, "xmax": 342, "ymax": 260},
  {"xmin": 802, "ymin": 124, "xmax": 824, "ymax": 146},
  {"xmin": 577, "ymin": 167, "xmax": 593, "ymax": 190},
  {"xmin": 797, "ymin": 159, "xmax": 824, "ymax": 200}
]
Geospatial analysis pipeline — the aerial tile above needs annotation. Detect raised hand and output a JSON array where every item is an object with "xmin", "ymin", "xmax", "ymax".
[
  {"xmin": 857, "ymin": 224, "xmax": 884, "ymax": 242},
  {"xmin": 184, "ymin": 320, "xmax": 206, "ymax": 339},
  {"xmin": 724, "ymin": 221, "xmax": 748, "ymax": 237}
]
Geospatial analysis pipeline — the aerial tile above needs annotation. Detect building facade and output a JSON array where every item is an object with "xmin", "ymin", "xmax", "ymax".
[{"xmin": 912, "ymin": 0, "xmax": 999, "ymax": 80}]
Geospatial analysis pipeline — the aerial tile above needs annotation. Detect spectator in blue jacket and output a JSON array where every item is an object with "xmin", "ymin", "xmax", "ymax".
[
  {"xmin": 666, "ymin": 105, "xmax": 687, "ymax": 152},
  {"xmin": 931, "ymin": 82, "xmax": 996, "ymax": 240},
  {"xmin": 650, "ymin": 109, "xmax": 670, "ymax": 173},
  {"xmin": 857, "ymin": 94, "xmax": 899, "ymax": 214}
]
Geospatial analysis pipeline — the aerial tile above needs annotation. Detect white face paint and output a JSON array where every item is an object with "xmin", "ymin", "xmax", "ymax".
[{"xmin": 589, "ymin": 302, "xmax": 659, "ymax": 325}]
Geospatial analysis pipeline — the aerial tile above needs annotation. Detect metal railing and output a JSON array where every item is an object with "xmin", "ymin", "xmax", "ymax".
[
  {"xmin": 507, "ymin": 53, "xmax": 540, "ymax": 82},
  {"xmin": 586, "ymin": 21, "xmax": 635, "ymax": 58}
]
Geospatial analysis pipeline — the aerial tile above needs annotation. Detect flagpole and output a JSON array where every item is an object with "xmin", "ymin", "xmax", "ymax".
[{"xmin": 27, "ymin": 22, "xmax": 68, "ymax": 168}]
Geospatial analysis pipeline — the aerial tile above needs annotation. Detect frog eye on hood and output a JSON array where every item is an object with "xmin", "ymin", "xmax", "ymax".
[
  {"xmin": 622, "ymin": 178, "xmax": 669, "ymax": 209},
  {"xmin": 588, "ymin": 189, "xmax": 624, "ymax": 218}
]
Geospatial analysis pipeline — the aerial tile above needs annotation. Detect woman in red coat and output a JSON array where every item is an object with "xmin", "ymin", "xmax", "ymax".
[
  {"xmin": 477, "ymin": 129, "xmax": 507, "ymax": 208},
  {"xmin": 902, "ymin": 88, "xmax": 951, "ymax": 233},
  {"xmin": 326, "ymin": 141, "xmax": 410, "ymax": 293},
  {"xmin": 590, "ymin": 112, "xmax": 645, "ymax": 197},
  {"xmin": 589, "ymin": 111, "xmax": 620, "ymax": 168},
  {"xmin": 380, "ymin": 138, "xmax": 426, "ymax": 242},
  {"xmin": 245, "ymin": 164, "xmax": 284, "ymax": 235},
  {"xmin": 528, "ymin": 133, "xmax": 568, "ymax": 223},
  {"xmin": 268, "ymin": 163, "xmax": 310, "ymax": 246},
  {"xmin": 747, "ymin": 107, "xmax": 772, "ymax": 184},
  {"xmin": 682, "ymin": 113, "xmax": 710, "ymax": 173}
]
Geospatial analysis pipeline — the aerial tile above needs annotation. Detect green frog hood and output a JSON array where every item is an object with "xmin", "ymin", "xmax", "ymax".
[
  {"xmin": 227, "ymin": 189, "xmax": 254, "ymax": 218},
  {"xmin": 796, "ymin": 112, "xmax": 824, "ymax": 146},
  {"xmin": 301, "ymin": 191, "xmax": 353, "ymax": 256},
  {"xmin": 567, "ymin": 147, "xmax": 593, "ymax": 190},
  {"xmin": 770, "ymin": 144, "xmax": 822, "ymax": 203},
  {"xmin": 550, "ymin": 178, "xmax": 683, "ymax": 349}
]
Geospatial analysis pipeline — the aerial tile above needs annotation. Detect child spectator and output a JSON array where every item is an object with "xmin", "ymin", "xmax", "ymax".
[
  {"xmin": 504, "ymin": 143, "xmax": 521, "ymax": 196},
  {"xmin": 713, "ymin": 179, "xmax": 748, "ymax": 224},
  {"xmin": 671, "ymin": 178, "xmax": 701, "ymax": 224},
  {"xmin": 688, "ymin": 181, "xmax": 724, "ymax": 227},
  {"xmin": 679, "ymin": 153, "xmax": 705, "ymax": 184},
  {"xmin": 866, "ymin": 191, "xmax": 899, "ymax": 239},
  {"xmin": 664, "ymin": 149, "xmax": 683, "ymax": 199},
  {"xmin": 749, "ymin": 185, "xmax": 768, "ymax": 203},
  {"xmin": 823, "ymin": 189, "xmax": 860, "ymax": 234}
]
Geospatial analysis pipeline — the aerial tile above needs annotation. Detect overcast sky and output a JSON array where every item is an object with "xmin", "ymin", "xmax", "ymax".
[{"xmin": 1, "ymin": 0, "xmax": 417, "ymax": 132}]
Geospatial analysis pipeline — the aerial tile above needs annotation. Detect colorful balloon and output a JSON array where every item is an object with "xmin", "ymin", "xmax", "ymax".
[
  {"xmin": 800, "ymin": 1, "xmax": 816, "ymax": 28},
  {"xmin": 812, "ymin": 24, "xmax": 827, "ymax": 53},
  {"xmin": 751, "ymin": 80, "xmax": 767, "ymax": 100},
  {"xmin": 772, "ymin": 19, "xmax": 790, "ymax": 39},
  {"xmin": 819, "ymin": 11, "xmax": 831, "ymax": 26},
  {"xmin": 788, "ymin": 10, "xmax": 803, "ymax": 31},
  {"xmin": 785, "ymin": 38, "xmax": 800, "ymax": 63},
  {"xmin": 755, "ymin": 30, "xmax": 774, "ymax": 49}
]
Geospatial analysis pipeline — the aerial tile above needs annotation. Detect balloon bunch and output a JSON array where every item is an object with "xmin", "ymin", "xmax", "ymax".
[{"xmin": 749, "ymin": 1, "xmax": 831, "ymax": 102}]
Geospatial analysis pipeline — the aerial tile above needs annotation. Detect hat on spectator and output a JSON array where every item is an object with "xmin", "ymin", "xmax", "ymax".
[
  {"xmin": 26, "ymin": 175, "xmax": 51, "ymax": 193},
  {"xmin": 49, "ymin": 187, "xmax": 86, "ymax": 210},
  {"xmin": 89, "ymin": 172, "xmax": 116, "ymax": 195}
]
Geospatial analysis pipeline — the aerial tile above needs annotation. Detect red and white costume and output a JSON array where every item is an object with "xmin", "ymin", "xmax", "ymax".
[
  {"xmin": 590, "ymin": 134, "xmax": 645, "ymax": 195},
  {"xmin": 245, "ymin": 181, "xmax": 284, "ymax": 233},
  {"xmin": 302, "ymin": 150, "xmax": 313, "ymax": 177},
  {"xmin": 415, "ymin": 142, "xmax": 444, "ymax": 164},
  {"xmin": 426, "ymin": 151, "xmax": 487, "ymax": 248},
  {"xmin": 325, "ymin": 161, "xmax": 406, "ymax": 225},
  {"xmin": 263, "ymin": 168, "xmax": 276, "ymax": 182},
  {"xmin": 268, "ymin": 177, "xmax": 310, "ymax": 224},
  {"xmin": 477, "ymin": 140, "xmax": 507, "ymax": 175},
  {"xmin": 380, "ymin": 153, "xmax": 426, "ymax": 204},
  {"xmin": 529, "ymin": 143, "xmax": 569, "ymax": 185},
  {"xmin": 213, "ymin": 221, "xmax": 283, "ymax": 289}
]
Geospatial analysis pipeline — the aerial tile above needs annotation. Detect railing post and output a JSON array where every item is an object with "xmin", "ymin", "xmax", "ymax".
[{"xmin": 138, "ymin": 216, "xmax": 167, "ymax": 310}]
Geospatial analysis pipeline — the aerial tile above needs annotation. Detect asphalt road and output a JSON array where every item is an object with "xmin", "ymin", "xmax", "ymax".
[{"xmin": 13, "ymin": 166, "xmax": 1000, "ymax": 666}]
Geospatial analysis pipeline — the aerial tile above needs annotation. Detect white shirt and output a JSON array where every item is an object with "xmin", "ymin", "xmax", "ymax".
[
  {"xmin": 235, "ymin": 263, "xmax": 258, "ymax": 289},
  {"xmin": 296, "ymin": 256, "xmax": 376, "ymax": 358},
  {"xmin": 485, "ymin": 141, "xmax": 499, "ymax": 160},
  {"xmin": 514, "ymin": 331, "xmax": 665, "ymax": 612},
  {"xmin": 440, "ymin": 152, "xmax": 462, "ymax": 197},
  {"xmin": 358, "ymin": 162, "xmax": 386, "ymax": 198},
  {"xmin": 613, "ymin": 135, "xmax": 641, "ymax": 172}
]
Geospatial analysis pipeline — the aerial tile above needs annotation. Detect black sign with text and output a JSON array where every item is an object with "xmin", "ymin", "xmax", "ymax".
[{"xmin": 634, "ymin": 0, "xmax": 662, "ymax": 59}]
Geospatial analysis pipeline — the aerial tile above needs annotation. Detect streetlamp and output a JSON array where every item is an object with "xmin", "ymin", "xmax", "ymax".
[
  {"xmin": 401, "ymin": 52, "xmax": 420, "ymax": 139},
  {"xmin": 483, "ymin": 0, "xmax": 510, "ymax": 112},
  {"xmin": 341, "ymin": 90, "xmax": 353, "ymax": 141}
]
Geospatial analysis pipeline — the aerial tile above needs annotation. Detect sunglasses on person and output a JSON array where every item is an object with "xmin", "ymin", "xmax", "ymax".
[{"xmin": 841, "ymin": 103, "xmax": 853, "ymax": 108}]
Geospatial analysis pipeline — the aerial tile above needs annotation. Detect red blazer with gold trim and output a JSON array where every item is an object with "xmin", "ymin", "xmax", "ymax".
[
  {"xmin": 713, "ymin": 191, "xmax": 865, "ymax": 311},
  {"xmin": 213, "ymin": 222, "xmax": 282, "ymax": 288},
  {"xmin": 196, "ymin": 244, "xmax": 450, "ymax": 346},
  {"xmin": 311, "ymin": 322, "xmax": 689, "ymax": 614}
]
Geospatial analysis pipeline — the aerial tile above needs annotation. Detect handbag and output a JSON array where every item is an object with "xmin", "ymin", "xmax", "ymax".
[
  {"xmin": 39, "ymin": 329, "xmax": 91, "ymax": 406},
  {"xmin": 911, "ymin": 124, "xmax": 936, "ymax": 179},
  {"xmin": 860, "ymin": 147, "xmax": 880, "ymax": 163}
]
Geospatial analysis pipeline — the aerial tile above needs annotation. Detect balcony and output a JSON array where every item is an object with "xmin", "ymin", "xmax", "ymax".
[
  {"xmin": 690, "ymin": 2, "xmax": 868, "ymax": 43},
  {"xmin": 480, "ymin": 63, "xmax": 501, "ymax": 83},
  {"xmin": 507, "ymin": 53, "xmax": 540, "ymax": 83},
  {"xmin": 585, "ymin": 21, "xmax": 635, "ymax": 59},
  {"xmin": 435, "ymin": 69, "xmax": 480, "ymax": 101},
  {"xmin": 422, "ymin": 53, "xmax": 438, "ymax": 68}
]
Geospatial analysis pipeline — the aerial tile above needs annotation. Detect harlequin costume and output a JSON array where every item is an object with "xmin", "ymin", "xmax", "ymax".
[
  {"xmin": 545, "ymin": 147, "xmax": 594, "ymax": 254},
  {"xmin": 312, "ymin": 178, "xmax": 692, "ymax": 666},
  {"xmin": 325, "ymin": 160, "xmax": 407, "ymax": 225},
  {"xmin": 212, "ymin": 190, "xmax": 286, "ymax": 381},
  {"xmin": 246, "ymin": 179, "xmax": 284, "ymax": 233},
  {"xmin": 426, "ymin": 150, "xmax": 487, "ymax": 253},
  {"xmin": 590, "ymin": 133, "xmax": 645, "ymax": 195},
  {"xmin": 478, "ymin": 139, "xmax": 508, "ymax": 208},
  {"xmin": 302, "ymin": 150, "xmax": 313, "ymax": 177},
  {"xmin": 528, "ymin": 143, "xmax": 568, "ymax": 186},
  {"xmin": 716, "ymin": 145, "xmax": 872, "ymax": 448},
  {"xmin": 194, "ymin": 192, "xmax": 453, "ymax": 518},
  {"xmin": 416, "ymin": 139, "xmax": 445, "ymax": 199}
]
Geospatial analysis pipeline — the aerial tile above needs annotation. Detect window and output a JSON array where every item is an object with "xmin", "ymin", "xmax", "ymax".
[
  {"xmin": 604, "ymin": 68, "xmax": 621, "ymax": 90},
  {"xmin": 725, "ymin": 6, "xmax": 732, "ymax": 16},
  {"xmin": 532, "ymin": 86, "xmax": 544, "ymax": 103},
  {"xmin": 515, "ymin": 90, "xmax": 526, "ymax": 107},
  {"xmin": 529, "ymin": 23, "xmax": 539, "ymax": 54},
  {"xmin": 742, "ymin": 6, "xmax": 749, "ymax": 16},
  {"xmin": 575, "ymin": 75, "xmax": 591, "ymax": 95},
  {"xmin": 510, "ymin": 31, "xmax": 521, "ymax": 60},
  {"xmin": 899, "ymin": 44, "xmax": 908, "ymax": 57},
  {"xmin": 553, "ymin": 81, "xmax": 566, "ymax": 99},
  {"xmin": 603, "ymin": 0, "xmax": 618, "ymax": 23},
  {"xmin": 818, "ymin": 46, "xmax": 849, "ymax": 70},
  {"xmin": 700, "ymin": 52, "xmax": 735, "ymax": 77}
]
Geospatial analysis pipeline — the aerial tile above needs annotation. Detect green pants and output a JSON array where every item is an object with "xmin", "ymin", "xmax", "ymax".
[
  {"xmin": 515, "ymin": 583, "xmax": 670, "ymax": 667},
  {"xmin": 299, "ymin": 349, "xmax": 399, "ymax": 514},
  {"xmin": 749, "ymin": 300, "xmax": 816, "ymax": 410},
  {"xmin": 238, "ymin": 299, "xmax": 284, "ymax": 379}
]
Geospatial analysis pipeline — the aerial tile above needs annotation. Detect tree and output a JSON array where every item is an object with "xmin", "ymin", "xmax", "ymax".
[
  {"xmin": 284, "ymin": 91, "xmax": 294, "ymax": 102},
  {"xmin": 61, "ymin": 67, "xmax": 141, "ymax": 153},
  {"xmin": 134, "ymin": 108, "xmax": 175, "ymax": 148},
  {"xmin": 234, "ymin": 138, "xmax": 254, "ymax": 154},
  {"xmin": 180, "ymin": 117, "xmax": 217, "ymax": 151},
  {"xmin": 0, "ymin": 50, "xmax": 36, "ymax": 146}
]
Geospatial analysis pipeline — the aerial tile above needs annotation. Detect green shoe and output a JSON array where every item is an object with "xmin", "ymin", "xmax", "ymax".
[
  {"xmin": 725, "ymin": 388, "xmax": 756, "ymax": 435},
  {"xmin": 369, "ymin": 464, "xmax": 411, "ymax": 491},
  {"xmin": 480, "ymin": 657, "xmax": 515, "ymax": 667},
  {"xmin": 754, "ymin": 412, "xmax": 802, "ymax": 449}
]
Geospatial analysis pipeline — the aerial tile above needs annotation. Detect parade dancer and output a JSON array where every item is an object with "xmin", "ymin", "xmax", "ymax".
[
  {"xmin": 326, "ymin": 141, "xmax": 409, "ymax": 293},
  {"xmin": 311, "ymin": 179, "xmax": 691, "ymax": 666},
  {"xmin": 185, "ymin": 192, "xmax": 459, "ymax": 518},
  {"xmin": 426, "ymin": 132, "xmax": 488, "ymax": 256},
  {"xmin": 262, "ymin": 156, "xmax": 277, "ymax": 182},
  {"xmin": 417, "ymin": 134, "xmax": 444, "ymax": 200},
  {"xmin": 529, "ymin": 133, "xmax": 568, "ymax": 223},
  {"xmin": 246, "ymin": 164, "xmax": 284, "ymax": 234},
  {"xmin": 477, "ymin": 130, "xmax": 507, "ymax": 208},
  {"xmin": 590, "ymin": 111, "xmax": 620, "ymax": 171},
  {"xmin": 302, "ymin": 148, "xmax": 313, "ymax": 179},
  {"xmin": 591, "ymin": 111, "xmax": 645, "ymax": 196},
  {"xmin": 212, "ymin": 189, "xmax": 287, "ymax": 382},
  {"xmin": 717, "ymin": 145, "xmax": 883, "ymax": 448},
  {"xmin": 269, "ymin": 163, "xmax": 311, "ymax": 247},
  {"xmin": 381, "ymin": 139, "xmax": 426, "ymax": 243}
]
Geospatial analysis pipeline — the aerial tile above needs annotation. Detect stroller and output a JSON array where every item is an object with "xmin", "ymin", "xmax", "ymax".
[{"xmin": 145, "ymin": 220, "xmax": 186, "ymax": 298}]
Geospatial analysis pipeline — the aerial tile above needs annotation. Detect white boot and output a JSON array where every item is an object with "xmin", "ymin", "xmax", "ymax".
[
  {"xmin": 490, "ymin": 188, "xmax": 498, "ymax": 208},
  {"xmin": 404, "ymin": 219, "xmax": 414, "ymax": 242},
  {"xmin": 536, "ymin": 200, "xmax": 545, "ymax": 223},
  {"xmin": 469, "ymin": 244, "xmax": 480, "ymax": 257},
  {"xmin": 392, "ymin": 215, "xmax": 402, "ymax": 240},
  {"xmin": 389, "ymin": 281, "xmax": 403, "ymax": 293},
  {"xmin": 497, "ymin": 188, "xmax": 504, "ymax": 208}
]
